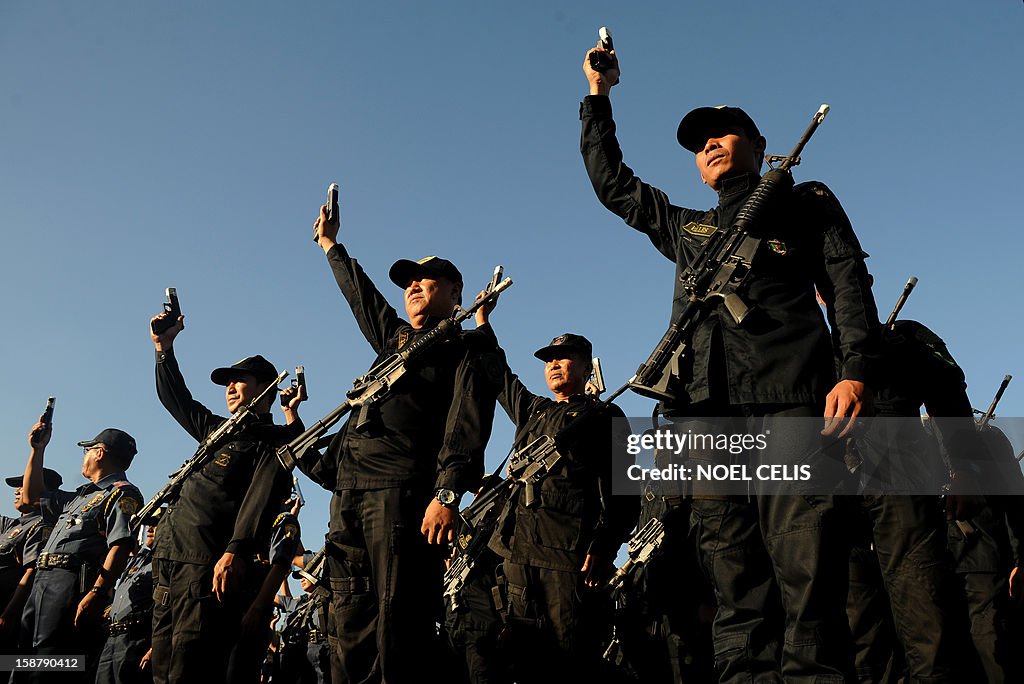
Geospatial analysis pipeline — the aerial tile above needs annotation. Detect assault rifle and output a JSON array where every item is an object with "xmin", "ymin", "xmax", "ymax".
[
  {"xmin": 443, "ymin": 406, "xmax": 606, "ymax": 609},
  {"xmin": 608, "ymin": 104, "xmax": 831, "ymax": 403},
  {"xmin": 131, "ymin": 370, "xmax": 289, "ymax": 531},
  {"xmin": 443, "ymin": 475, "xmax": 514, "ymax": 611},
  {"xmin": 276, "ymin": 271, "xmax": 513, "ymax": 473},
  {"xmin": 606, "ymin": 516, "xmax": 667, "ymax": 597},
  {"xmin": 443, "ymin": 434, "xmax": 569, "ymax": 609},
  {"xmin": 976, "ymin": 375, "xmax": 1012, "ymax": 430},
  {"xmin": 884, "ymin": 276, "xmax": 918, "ymax": 330}
]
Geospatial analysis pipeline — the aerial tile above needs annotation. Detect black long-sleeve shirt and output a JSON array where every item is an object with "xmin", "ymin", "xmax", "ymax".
[
  {"xmin": 154, "ymin": 347, "xmax": 301, "ymax": 564},
  {"xmin": 580, "ymin": 95, "xmax": 880, "ymax": 407},
  {"xmin": 312, "ymin": 243, "xmax": 499, "ymax": 495},
  {"xmin": 486, "ymin": 341, "xmax": 638, "ymax": 572}
]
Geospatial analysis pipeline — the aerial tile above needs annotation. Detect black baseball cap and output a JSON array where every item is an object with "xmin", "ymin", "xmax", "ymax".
[
  {"xmin": 210, "ymin": 355, "xmax": 278, "ymax": 386},
  {"xmin": 388, "ymin": 256, "xmax": 463, "ymax": 289},
  {"xmin": 77, "ymin": 428, "xmax": 138, "ymax": 462},
  {"xmin": 5, "ymin": 467, "xmax": 63, "ymax": 490},
  {"xmin": 534, "ymin": 333, "xmax": 593, "ymax": 362},
  {"xmin": 677, "ymin": 105, "xmax": 762, "ymax": 153}
]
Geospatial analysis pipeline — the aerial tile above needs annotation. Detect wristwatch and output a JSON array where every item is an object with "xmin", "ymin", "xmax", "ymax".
[{"xmin": 434, "ymin": 488, "xmax": 458, "ymax": 508}]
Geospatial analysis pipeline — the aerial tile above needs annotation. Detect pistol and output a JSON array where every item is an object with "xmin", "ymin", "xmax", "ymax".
[
  {"xmin": 587, "ymin": 358, "xmax": 606, "ymax": 396},
  {"xmin": 281, "ymin": 365, "xmax": 308, "ymax": 406},
  {"xmin": 30, "ymin": 397, "xmax": 56, "ymax": 445},
  {"xmin": 151, "ymin": 288, "xmax": 181, "ymax": 335},
  {"xmin": 487, "ymin": 265, "xmax": 503, "ymax": 294},
  {"xmin": 588, "ymin": 26, "xmax": 617, "ymax": 75},
  {"xmin": 315, "ymin": 183, "xmax": 340, "ymax": 242}
]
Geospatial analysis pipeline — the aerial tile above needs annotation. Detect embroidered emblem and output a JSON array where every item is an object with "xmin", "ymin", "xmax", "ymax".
[
  {"xmin": 683, "ymin": 222, "xmax": 718, "ymax": 237},
  {"xmin": 214, "ymin": 452, "xmax": 232, "ymax": 467},
  {"xmin": 457, "ymin": 532, "xmax": 473, "ymax": 551},
  {"xmin": 119, "ymin": 497, "xmax": 140, "ymax": 517},
  {"xmin": 80, "ymin": 492, "xmax": 107, "ymax": 512},
  {"xmin": 398, "ymin": 329, "xmax": 411, "ymax": 349},
  {"xmin": 767, "ymin": 240, "xmax": 788, "ymax": 255}
]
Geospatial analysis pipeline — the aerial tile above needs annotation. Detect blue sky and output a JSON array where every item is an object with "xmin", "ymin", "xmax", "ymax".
[{"xmin": 2, "ymin": 2, "xmax": 1022, "ymax": 553}]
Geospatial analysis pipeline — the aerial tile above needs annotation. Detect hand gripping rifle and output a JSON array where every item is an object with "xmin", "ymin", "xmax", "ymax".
[
  {"xmin": 131, "ymin": 370, "xmax": 289, "ymax": 531},
  {"xmin": 276, "ymin": 271, "xmax": 513, "ymax": 473},
  {"xmin": 607, "ymin": 105, "xmax": 831, "ymax": 404}
]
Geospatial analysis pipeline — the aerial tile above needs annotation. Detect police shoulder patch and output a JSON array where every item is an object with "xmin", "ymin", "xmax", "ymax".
[
  {"xmin": 119, "ymin": 496, "xmax": 140, "ymax": 518},
  {"xmin": 682, "ymin": 222, "xmax": 718, "ymax": 237}
]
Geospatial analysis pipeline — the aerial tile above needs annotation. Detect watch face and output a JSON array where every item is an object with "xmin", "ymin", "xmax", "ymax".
[{"xmin": 437, "ymin": 489, "xmax": 456, "ymax": 505}]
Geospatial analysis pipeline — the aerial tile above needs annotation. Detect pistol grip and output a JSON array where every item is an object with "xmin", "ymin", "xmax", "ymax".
[{"xmin": 524, "ymin": 483, "xmax": 537, "ymax": 508}]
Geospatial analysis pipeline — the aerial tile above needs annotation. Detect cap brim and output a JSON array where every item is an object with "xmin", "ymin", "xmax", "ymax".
[
  {"xmin": 388, "ymin": 259, "xmax": 421, "ymax": 288},
  {"xmin": 677, "ymin": 107, "xmax": 730, "ymax": 152},
  {"xmin": 210, "ymin": 367, "xmax": 259, "ymax": 386},
  {"xmin": 5, "ymin": 476, "xmax": 22, "ymax": 487},
  {"xmin": 77, "ymin": 438, "xmax": 99, "ymax": 448},
  {"xmin": 677, "ymin": 107, "xmax": 761, "ymax": 153},
  {"xmin": 533, "ymin": 345, "xmax": 590, "ymax": 362}
]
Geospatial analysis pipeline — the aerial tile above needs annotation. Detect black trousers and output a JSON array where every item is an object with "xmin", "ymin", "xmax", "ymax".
[
  {"xmin": 444, "ymin": 550, "xmax": 510, "ymax": 684},
  {"xmin": 326, "ymin": 486, "xmax": 442, "ymax": 684},
  {"xmin": 846, "ymin": 495, "xmax": 960, "ymax": 683},
  {"xmin": 684, "ymin": 405, "xmax": 854, "ymax": 684},
  {"xmin": 499, "ymin": 560, "xmax": 612, "ymax": 684},
  {"xmin": 150, "ymin": 558, "xmax": 268, "ymax": 684}
]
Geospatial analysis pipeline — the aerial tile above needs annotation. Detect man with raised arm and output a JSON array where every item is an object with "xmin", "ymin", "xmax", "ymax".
[
  {"xmin": 148, "ymin": 313, "xmax": 305, "ymax": 684},
  {"xmin": 579, "ymin": 41, "xmax": 880, "ymax": 682},
  {"xmin": 307, "ymin": 201, "xmax": 500, "ymax": 683}
]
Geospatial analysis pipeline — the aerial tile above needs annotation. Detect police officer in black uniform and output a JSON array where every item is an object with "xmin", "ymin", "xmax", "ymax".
[
  {"xmin": 0, "ymin": 468, "xmax": 61, "ymax": 651},
  {"xmin": 96, "ymin": 518, "xmax": 159, "ymax": 684},
  {"xmin": 14, "ymin": 422, "xmax": 142, "ymax": 683},
  {"xmin": 148, "ymin": 312, "xmax": 306, "ymax": 684},
  {"xmin": 307, "ymin": 203, "xmax": 499, "ymax": 683},
  {"xmin": 946, "ymin": 416, "xmax": 1024, "ymax": 682},
  {"xmin": 580, "ymin": 45, "xmax": 880, "ymax": 682},
  {"xmin": 837, "ymin": 317, "xmax": 978, "ymax": 682},
  {"xmin": 475, "ymin": 304, "xmax": 638, "ymax": 682}
]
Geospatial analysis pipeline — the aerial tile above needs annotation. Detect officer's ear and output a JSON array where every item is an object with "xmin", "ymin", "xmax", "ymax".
[
  {"xmin": 753, "ymin": 135, "xmax": 766, "ymax": 169},
  {"xmin": 450, "ymin": 281, "xmax": 463, "ymax": 308}
]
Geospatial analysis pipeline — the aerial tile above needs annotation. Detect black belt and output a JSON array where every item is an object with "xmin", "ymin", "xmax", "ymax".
[
  {"xmin": 109, "ymin": 613, "xmax": 151, "ymax": 636},
  {"xmin": 36, "ymin": 553, "xmax": 82, "ymax": 571}
]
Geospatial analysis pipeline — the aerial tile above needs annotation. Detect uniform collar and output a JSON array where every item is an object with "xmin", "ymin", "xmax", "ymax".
[
  {"xmin": 78, "ymin": 471, "xmax": 127, "ymax": 494},
  {"xmin": 717, "ymin": 171, "xmax": 760, "ymax": 202}
]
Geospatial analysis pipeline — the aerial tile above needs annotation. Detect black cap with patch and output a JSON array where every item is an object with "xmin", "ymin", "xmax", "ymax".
[
  {"xmin": 677, "ymin": 105, "xmax": 761, "ymax": 153},
  {"xmin": 533, "ymin": 333, "xmax": 593, "ymax": 362},
  {"xmin": 77, "ymin": 428, "xmax": 138, "ymax": 463},
  {"xmin": 5, "ymin": 467, "xmax": 63, "ymax": 490},
  {"xmin": 388, "ymin": 256, "xmax": 463, "ymax": 288},
  {"xmin": 210, "ymin": 355, "xmax": 279, "ymax": 386}
]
